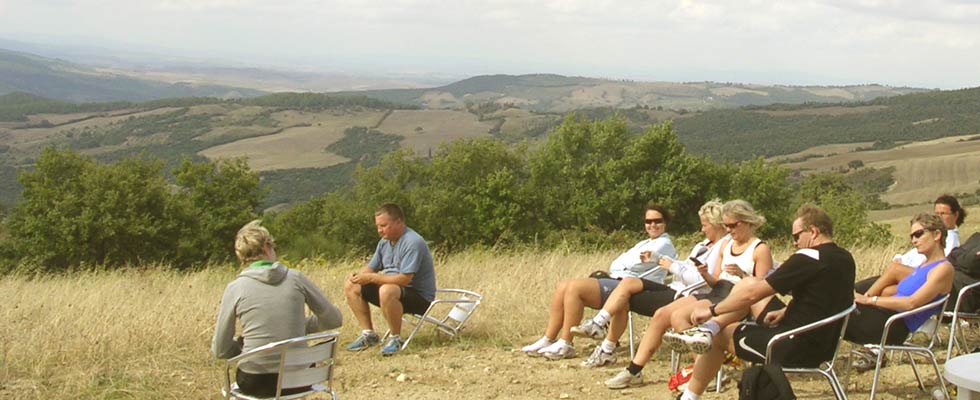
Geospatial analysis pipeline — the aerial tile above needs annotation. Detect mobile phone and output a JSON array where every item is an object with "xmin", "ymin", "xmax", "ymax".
[{"xmin": 689, "ymin": 257, "xmax": 704, "ymax": 266}]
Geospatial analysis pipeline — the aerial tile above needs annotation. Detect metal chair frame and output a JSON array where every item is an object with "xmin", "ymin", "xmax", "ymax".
[
  {"xmin": 764, "ymin": 303, "xmax": 856, "ymax": 400},
  {"xmin": 945, "ymin": 280, "xmax": 980, "ymax": 362},
  {"xmin": 385, "ymin": 288, "xmax": 483, "ymax": 350},
  {"xmin": 860, "ymin": 294, "xmax": 951, "ymax": 400},
  {"xmin": 221, "ymin": 331, "xmax": 339, "ymax": 400}
]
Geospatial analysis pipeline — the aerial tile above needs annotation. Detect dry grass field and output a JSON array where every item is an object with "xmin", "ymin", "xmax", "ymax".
[
  {"xmin": 2, "ymin": 242, "xmax": 972, "ymax": 400},
  {"xmin": 198, "ymin": 110, "xmax": 386, "ymax": 171},
  {"xmin": 781, "ymin": 134, "xmax": 980, "ymax": 206},
  {"xmin": 377, "ymin": 110, "xmax": 498, "ymax": 154}
]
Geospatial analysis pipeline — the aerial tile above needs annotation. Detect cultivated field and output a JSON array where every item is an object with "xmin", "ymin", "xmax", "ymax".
[
  {"xmin": 198, "ymin": 110, "xmax": 386, "ymax": 171},
  {"xmin": 377, "ymin": 110, "xmax": 498, "ymax": 154},
  {"xmin": 781, "ymin": 134, "xmax": 980, "ymax": 206},
  {"xmin": 2, "ymin": 241, "xmax": 972, "ymax": 399}
]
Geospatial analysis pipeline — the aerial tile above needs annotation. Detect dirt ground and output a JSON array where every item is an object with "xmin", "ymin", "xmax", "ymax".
[{"xmin": 331, "ymin": 333, "xmax": 955, "ymax": 400}]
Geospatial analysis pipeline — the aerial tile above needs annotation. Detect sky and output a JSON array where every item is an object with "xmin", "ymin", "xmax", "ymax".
[{"xmin": 1, "ymin": 0, "xmax": 979, "ymax": 89}]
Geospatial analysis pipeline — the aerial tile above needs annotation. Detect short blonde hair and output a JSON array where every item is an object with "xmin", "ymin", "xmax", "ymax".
[
  {"xmin": 912, "ymin": 213, "xmax": 947, "ymax": 245},
  {"xmin": 235, "ymin": 220, "xmax": 274, "ymax": 263},
  {"xmin": 722, "ymin": 199, "xmax": 766, "ymax": 228},
  {"xmin": 698, "ymin": 199, "xmax": 724, "ymax": 225}
]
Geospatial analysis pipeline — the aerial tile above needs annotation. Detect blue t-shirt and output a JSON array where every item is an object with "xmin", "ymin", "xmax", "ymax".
[{"xmin": 367, "ymin": 227, "xmax": 436, "ymax": 301}]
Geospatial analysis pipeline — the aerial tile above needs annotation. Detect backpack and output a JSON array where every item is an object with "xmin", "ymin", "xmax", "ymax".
[{"xmin": 738, "ymin": 364, "xmax": 796, "ymax": 400}]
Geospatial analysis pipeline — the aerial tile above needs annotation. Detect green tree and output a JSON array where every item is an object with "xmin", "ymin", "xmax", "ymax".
[
  {"xmin": 729, "ymin": 157, "xmax": 794, "ymax": 238},
  {"xmin": 6, "ymin": 148, "xmax": 175, "ymax": 270},
  {"xmin": 797, "ymin": 172, "xmax": 891, "ymax": 246},
  {"xmin": 171, "ymin": 157, "xmax": 263, "ymax": 266}
]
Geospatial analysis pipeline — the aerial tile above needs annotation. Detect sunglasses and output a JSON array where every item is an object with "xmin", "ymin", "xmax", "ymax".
[
  {"xmin": 792, "ymin": 230, "xmax": 804, "ymax": 242},
  {"xmin": 723, "ymin": 221, "xmax": 741, "ymax": 229},
  {"xmin": 909, "ymin": 229, "xmax": 927, "ymax": 240},
  {"xmin": 645, "ymin": 218, "xmax": 665, "ymax": 225}
]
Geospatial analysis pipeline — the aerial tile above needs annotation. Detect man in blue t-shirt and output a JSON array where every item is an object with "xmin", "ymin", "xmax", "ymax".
[{"xmin": 344, "ymin": 203, "xmax": 436, "ymax": 356}]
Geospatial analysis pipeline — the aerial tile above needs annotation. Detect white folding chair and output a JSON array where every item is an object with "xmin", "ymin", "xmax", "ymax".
[
  {"xmin": 945, "ymin": 280, "xmax": 980, "ymax": 362},
  {"xmin": 221, "ymin": 331, "xmax": 339, "ymax": 400},
  {"xmin": 385, "ymin": 288, "xmax": 483, "ymax": 350},
  {"xmin": 765, "ymin": 303, "xmax": 856, "ymax": 400},
  {"xmin": 860, "ymin": 294, "xmax": 951, "ymax": 400}
]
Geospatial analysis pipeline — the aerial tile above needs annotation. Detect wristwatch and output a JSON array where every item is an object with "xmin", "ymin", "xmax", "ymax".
[
  {"xmin": 709, "ymin": 304, "xmax": 719, "ymax": 317},
  {"xmin": 871, "ymin": 296, "xmax": 879, "ymax": 305}
]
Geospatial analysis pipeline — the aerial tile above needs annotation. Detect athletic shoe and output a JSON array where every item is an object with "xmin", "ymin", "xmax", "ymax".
[
  {"xmin": 345, "ymin": 331, "xmax": 380, "ymax": 351},
  {"xmin": 521, "ymin": 337, "xmax": 554, "ymax": 357},
  {"xmin": 540, "ymin": 341, "xmax": 576, "ymax": 360},
  {"xmin": 580, "ymin": 345, "xmax": 615, "ymax": 368},
  {"xmin": 380, "ymin": 336, "xmax": 403, "ymax": 356},
  {"xmin": 571, "ymin": 320, "xmax": 607, "ymax": 340},
  {"xmin": 851, "ymin": 347, "xmax": 884, "ymax": 372},
  {"xmin": 605, "ymin": 368, "xmax": 642, "ymax": 389},
  {"xmin": 663, "ymin": 326, "xmax": 713, "ymax": 354}
]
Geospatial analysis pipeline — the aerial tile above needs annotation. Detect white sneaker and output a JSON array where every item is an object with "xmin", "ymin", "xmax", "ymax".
[
  {"xmin": 663, "ymin": 326, "xmax": 713, "ymax": 354},
  {"xmin": 580, "ymin": 345, "xmax": 615, "ymax": 368},
  {"xmin": 571, "ymin": 320, "xmax": 607, "ymax": 340},
  {"xmin": 521, "ymin": 337, "xmax": 554, "ymax": 357},
  {"xmin": 540, "ymin": 341, "xmax": 576, "ymax": 360},
  {"xmin": 605, "ymin": 368, "xmax": 642, "ymax": 389}
]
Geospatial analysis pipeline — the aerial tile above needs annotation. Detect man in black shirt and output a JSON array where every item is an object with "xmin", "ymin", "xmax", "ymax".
[{"xmin": 665, "ymin": 204, "xmax": 855, "ymax": 400}]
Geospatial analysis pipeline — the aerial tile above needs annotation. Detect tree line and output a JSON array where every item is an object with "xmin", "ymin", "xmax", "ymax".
[{"xmin": 0, "ymin": 116, "xmax": 889, "ymax": 272}]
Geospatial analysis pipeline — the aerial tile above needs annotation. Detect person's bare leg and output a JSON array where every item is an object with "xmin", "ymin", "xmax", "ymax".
[
  {"xmin": 631, "ymin": 296, "xmax": 694, "ymax": 366},
  {"xmin": 559, "ymin": 278, "xmax": 603, "ymax": 342},
  {"xmin": 607, "ymin": 308, "xmax": 629, "ymax": 342},
  {"xmin": 544, "ymin": 279, "xmax": 570, "ymax": 339},
  {"xmin": 686, "ymin": 324, "xmax": 738, "ymax": 395},
  {"xmin": 378, "ymin": 284, "xmax": 405, "ymax": 335},
  {"xmin": 602, "ymin": 277, "xmax": 644, "ymax": 315},
  {"xmin": 344, "ymin": 280, "xmax": 374, "ymax": 331}
]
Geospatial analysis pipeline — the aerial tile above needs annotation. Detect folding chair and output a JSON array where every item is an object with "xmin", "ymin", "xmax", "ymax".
[
  {"xmin": 858, "ymin": 294, "xmax": 952, "ymax": 400},
  {"xmin": 385, "ymin": 288, "xmax": 483, "ymax": 350},
  {"xmin": 945, "ymin": 280, "xmax": 980, "ymax": 362},
  {"xmin": 221, "ymin": 331, "xmax": 339, "ymax": 400},
  {"xmin": 624, "ymin": 266, "xmax": 704, "ymax": 358},
  {"xmin": 764, "ymin": 303, "xmax": 856, "ymax": 400}
]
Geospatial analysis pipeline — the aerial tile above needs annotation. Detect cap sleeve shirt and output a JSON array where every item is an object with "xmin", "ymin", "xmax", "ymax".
[
  {"xmin": 367, "ymin": 227, "xmax": 437, "ymax": 302},
  {"xmin": 608, "ymin": 233, "xmax": 677, "ymax": 281}
]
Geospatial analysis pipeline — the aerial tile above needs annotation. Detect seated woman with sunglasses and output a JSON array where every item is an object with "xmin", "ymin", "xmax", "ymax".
[
  {"xmin": 521, "ymin": 202, "xmax": 677, "ymax": 360},
  {"xmin": 570, "ymin": 199, "xmax": 731, "ymax": 368},
  {"xmin": 605, "ymin": 199, "xmax": 774, "ymax": 389},
  {"xmin": 847, "ymin": 213, "xmax": 954, "ymax": 347}
]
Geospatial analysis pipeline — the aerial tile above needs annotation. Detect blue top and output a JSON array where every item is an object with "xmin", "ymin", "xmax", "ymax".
[
  {"xmin": 895, "ymin": 258, "xmax": 946, "ymax": 331},
  {"xmin": 367, "ymin": 227, "xmax": 436, "ymax": 302}
]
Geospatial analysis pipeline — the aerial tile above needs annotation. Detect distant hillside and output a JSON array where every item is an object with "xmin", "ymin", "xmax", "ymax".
[
  {"xmin": 0, "ymin": 48, "xmax": 266, "ymax": 103},
  {"xmin": 346, "ymin": 73, "xmax": 927, "ymax": 112},
  {"xmin": 673, "ymin": 86, "xmax": 980, "ymax": 161}
]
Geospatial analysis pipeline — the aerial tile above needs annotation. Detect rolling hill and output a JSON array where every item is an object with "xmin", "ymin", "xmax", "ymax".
[
  {"xmin": 0, "ymin": 48, "xmax": 266, "ymax": 102},
  {"xmin": 345, "ymin": 74, "xmax": 927, "ymax": 113}
]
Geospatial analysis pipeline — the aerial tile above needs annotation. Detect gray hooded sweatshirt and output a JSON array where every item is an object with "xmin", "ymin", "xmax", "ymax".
[{"xmin": 211, "ymin": 261, "xmax": 343, "ymax": 373}]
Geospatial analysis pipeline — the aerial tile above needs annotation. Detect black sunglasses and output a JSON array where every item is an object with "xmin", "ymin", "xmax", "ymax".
[
  {"xmin": 723, "ymin": 221, "xmax": 741, "ymax": 229},
  {"xmin": 910, "ymin": 229, "xmax": 927, "ymax": 240},
  {"xmin": 645, "ymin": 218, "xmax": 665, "ymax": 225},
  {"xmin": 792, "ymin": 230, "xmax": 804, "ymax": 242}
]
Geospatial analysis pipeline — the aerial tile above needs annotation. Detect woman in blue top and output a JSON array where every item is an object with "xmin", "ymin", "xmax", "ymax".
[{"xmin": 848, "ymin": 213, "xmax": 954, "ymax": 345}]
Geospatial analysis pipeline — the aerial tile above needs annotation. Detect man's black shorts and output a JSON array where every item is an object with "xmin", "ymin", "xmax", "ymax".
[
  {"xmin": 360, "ymin": 283, "xmax": 432, "ymax": 315},
  {"xmin": 733, "ymin": 298, "xmax": 830, "ymax": 368}
]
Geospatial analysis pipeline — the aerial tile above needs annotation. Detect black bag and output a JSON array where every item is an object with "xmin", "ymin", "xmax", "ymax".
[
  {"xmin": 738, "ymin": 364, "xmax": 796, "ymax": 400},
  {"xmin": 947, "ymin": 233, "xmax": 980, "ymax": 312},
  {"xmin": 949, "ymin": 232, "xmax": 980, "ymax": 278}
]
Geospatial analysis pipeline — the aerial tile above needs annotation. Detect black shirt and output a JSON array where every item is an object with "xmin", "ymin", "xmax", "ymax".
[{"xmin": 765, "ymin": 242, "xmax": 856, "ymax": 355}]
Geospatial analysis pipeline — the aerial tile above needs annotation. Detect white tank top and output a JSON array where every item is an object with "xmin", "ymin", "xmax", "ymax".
[{"xmin": 719, "ymin": 238, "xmax": 762, "ymax": 283}]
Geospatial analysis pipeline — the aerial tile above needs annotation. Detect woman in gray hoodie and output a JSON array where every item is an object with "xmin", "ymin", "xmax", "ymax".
[{"xmin": 212, "ymin": 220, "xmax": 343, "ymax": 397}]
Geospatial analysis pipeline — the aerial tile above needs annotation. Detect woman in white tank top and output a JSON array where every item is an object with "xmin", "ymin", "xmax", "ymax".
[{"xmin": 718, "ymin": 238, "xmax": 764, "ymax": 283}]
